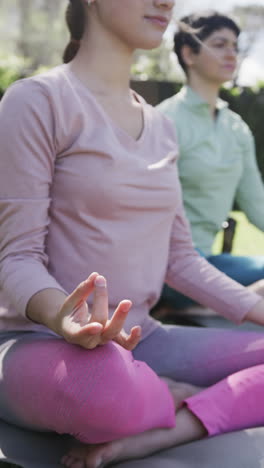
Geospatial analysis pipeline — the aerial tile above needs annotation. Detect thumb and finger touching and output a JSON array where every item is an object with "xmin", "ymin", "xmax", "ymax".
[{"xmin": 60, "ymin": 272, "xmax": 137, "ymax": 349}]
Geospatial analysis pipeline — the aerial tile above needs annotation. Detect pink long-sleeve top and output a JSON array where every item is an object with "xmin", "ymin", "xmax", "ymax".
[{"xmin": 0, "ymin": 65, "xmax": 261, "ymax": 338}]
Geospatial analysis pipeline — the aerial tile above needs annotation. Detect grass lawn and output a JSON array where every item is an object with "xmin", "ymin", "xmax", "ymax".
[{"xmin": 212, "ymin": 211, "xmax": 264, "ymax": 256}]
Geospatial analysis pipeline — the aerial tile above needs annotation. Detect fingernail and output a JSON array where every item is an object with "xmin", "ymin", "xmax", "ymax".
[
  {"xmin": 122, "ymin": 301, "xmax": 132, "ymax": 312},
  {"xmin": 95, "ymin": 275, "xmax": 106, "ymax": 287},
  {"xmin": 88, "ymin": 272, "xmax": 98, "ymax": 280}
]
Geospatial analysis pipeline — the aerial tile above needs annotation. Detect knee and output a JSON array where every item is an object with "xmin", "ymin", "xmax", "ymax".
[
  {"xmin": 48, "ymin": 342, "xmax": 140, "ymax": 440},
  {"xmin": 51, "ymin": 342, "xmax": 174, "ymax": 443}
]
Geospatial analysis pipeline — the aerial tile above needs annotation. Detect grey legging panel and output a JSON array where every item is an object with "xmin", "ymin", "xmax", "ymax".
[{"xmin": 132, "ymin": 324, "xmax": 264, "ymax": 386}]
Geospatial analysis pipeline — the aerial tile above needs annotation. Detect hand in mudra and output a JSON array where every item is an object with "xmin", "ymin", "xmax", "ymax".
[{"xmin": 55, "ymin": 272, "xmax": 141, "ymax": 350}]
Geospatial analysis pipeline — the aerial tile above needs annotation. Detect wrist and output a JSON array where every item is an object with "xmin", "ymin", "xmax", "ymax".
[
  {"xmin": 26, "ymin": 288, "xmax": 67, "ymax": 333},
  {"xmin": 245, "ymin": 298, "xmax": 264, "ymax": 325}
]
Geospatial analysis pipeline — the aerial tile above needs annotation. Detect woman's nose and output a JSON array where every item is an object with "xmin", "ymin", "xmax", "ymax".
[{"xmin": 154, "ymin": 0, "xmax": 175, "ymax": 11}]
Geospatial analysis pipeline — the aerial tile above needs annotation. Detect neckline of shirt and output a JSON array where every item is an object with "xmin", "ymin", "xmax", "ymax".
[
  {"xmin": 62, "ymin": 64, "xmax": 149, "ymax": 147},
  {"xmin": 179, "ymin": 85, "xmax": 228, "ymax": 113}
]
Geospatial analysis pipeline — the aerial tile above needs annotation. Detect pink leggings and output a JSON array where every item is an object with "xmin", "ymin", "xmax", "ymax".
[
  {"xmin": 1, "ymin": 327, "xmax": 264, "ymax": 443},
  {"xmin": 185, "ymin": 364, "xmax": 264, "ymax": 436},
  {"xmin": 0, "ymin": 333, "xmax": 175, "ymax": 443},
  {"xmin": 133, "ymin": 324, "xmax": 264, "ymax": 437}
]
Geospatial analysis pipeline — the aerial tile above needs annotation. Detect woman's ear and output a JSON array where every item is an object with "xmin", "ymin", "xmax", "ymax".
[{"xmin": 181, "ymin": 44, "xmax": 196, "ymax": 68}]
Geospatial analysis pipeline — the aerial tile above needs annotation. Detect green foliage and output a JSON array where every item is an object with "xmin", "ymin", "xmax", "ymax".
[
  {"xmin": 0, "ymin": 54, "xmax": 31, "ymax": 97},
  {"xmin": 0, "ymin": 1, "xmax": 67, "ymax": 70},
  {"xmin": 213, "ymin": 211, "xmax": 264, "ymax": 255},
  {"xmin": 220, "ymin": 84, "xmax": 264, "ymax": 180},
  {"xmin": 132, "ymin": 36, "xmax": 184, "ymax": 83}
]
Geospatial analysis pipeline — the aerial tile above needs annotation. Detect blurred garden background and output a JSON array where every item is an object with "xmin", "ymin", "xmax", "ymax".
[
  {"xmin": 0, "ymin": 5, "xmax": 263, "ymax": 467},
  {"xmin": 1, "ymin": 0, "xmax": 264, "ymax": 255}
]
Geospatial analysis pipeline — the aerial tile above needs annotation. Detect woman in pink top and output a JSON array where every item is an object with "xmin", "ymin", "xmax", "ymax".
[{"xmin": 2, "ymin": 1, "xmax": 264, "ymax": 467}]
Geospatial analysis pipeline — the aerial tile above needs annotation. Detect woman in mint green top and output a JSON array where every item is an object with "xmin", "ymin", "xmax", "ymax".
[{"xmin": 157, "ymin": 11, "xmax": 264, "ymax": 307}]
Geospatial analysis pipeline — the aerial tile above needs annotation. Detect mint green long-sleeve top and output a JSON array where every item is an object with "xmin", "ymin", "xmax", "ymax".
[{"xmin": 157, "ymin": 86, "xmax": 264, "ymax": 256}]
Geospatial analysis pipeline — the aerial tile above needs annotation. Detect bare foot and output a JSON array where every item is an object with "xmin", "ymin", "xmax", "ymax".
[
  {"xmin": 61, "ymin": 380, "xmax": 204, "ymax": 468},
  {"xmin": 62, "ymin": 440, "xmax": 123, "ymax": 468},
  {"xmin": 62, "ymin": 406, "xmax": 206, "ymax": 468}
]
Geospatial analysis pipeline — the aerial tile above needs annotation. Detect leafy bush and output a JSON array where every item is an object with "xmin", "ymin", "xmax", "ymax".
[
  {"xmin": 0, "ymin": 54, "xmax": 31, "ymax": 98},
  {"xmin": 220, "ymin": 85, "xmax": 264, "ymax": 179}
]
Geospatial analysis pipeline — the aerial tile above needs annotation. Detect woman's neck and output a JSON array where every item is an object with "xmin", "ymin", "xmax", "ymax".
[
  {"xmin": 187, "ymin": 75, "xmax": 221, "ymax": 118},
  {"xmin": 70, "ymin": 25, "xmax": 134, "ymax": 102}
]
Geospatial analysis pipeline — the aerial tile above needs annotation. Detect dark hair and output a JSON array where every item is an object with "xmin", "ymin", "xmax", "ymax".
[
  {"xmin": 174, "ymin": 11, "xmax": 240, "ymax": 72},
  {"xmin": 63, "ymin": 0, "xmax": 86, "ymax": 63}
]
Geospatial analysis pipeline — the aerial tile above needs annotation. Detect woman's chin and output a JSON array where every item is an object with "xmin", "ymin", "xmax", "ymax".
[{"xmin": 136, "ymin": 37, "xmax": 164, "ymax": 50}]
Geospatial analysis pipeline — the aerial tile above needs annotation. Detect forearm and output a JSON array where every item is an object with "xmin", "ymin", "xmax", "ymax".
[
  {"xmin": 167, "ymin": 253, "xmax": 262, "ymax": 324},
  {"xmin": 26, "ymin": 288, "xmax": 67, "ymax": 333}
]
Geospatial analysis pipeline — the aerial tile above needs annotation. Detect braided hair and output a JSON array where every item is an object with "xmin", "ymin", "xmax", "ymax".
[{"xmin": 63, "ymin": 0, "xmax": 86, "ymax": 63}]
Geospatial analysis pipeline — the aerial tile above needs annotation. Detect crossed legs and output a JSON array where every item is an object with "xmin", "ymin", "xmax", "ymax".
[
  {"xmin": 2, "ymin": 325, "xmax": 264, "ymax": 467},
  {"xmin": 64, "ymin": 325, "xmax": 264, "ymax": 467}
]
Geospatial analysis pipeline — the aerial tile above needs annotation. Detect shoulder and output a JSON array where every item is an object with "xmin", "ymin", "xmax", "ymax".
[
  {"xmin": 1, "ymin": 66, "xmax": 67, "ymax": 114},
  {"xmin": 222, "ymin": 105, "xmax": 252, "ymax": 135},
  {"xmin": 1, "ymin": 66, "xmax": 87, "ymax": 141},
  {"xmin": 222, "ymin": 106, "xmax": 254, "ymax": 145},
  {"xmin": 0, "ymin": 67, "xmax": 75, "ymax": 152},
  {"xmin": 156, "ymin": 92, "xmax": 183, "ymax": 117},
  {"xmin": 2, "ymin": 65, "xmax": 72, "ymax": 110}
]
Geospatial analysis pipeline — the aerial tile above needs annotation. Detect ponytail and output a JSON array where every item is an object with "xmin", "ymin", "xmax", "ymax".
[{"xmin": 63, "ymin": 0, "xmax": 86, "ymax": 63}]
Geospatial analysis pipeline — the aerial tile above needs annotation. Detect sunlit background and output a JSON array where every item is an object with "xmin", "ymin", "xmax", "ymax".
[
  {"xmin": 0, "ymin": 0, "xmax": 264, "ymax": 86},
  {"xmin": 173, "ymin": 0, "xmax": 264, "ymax": 86},
  {"xmin": 1, "ymin": 1, "xmax": 264, "ymax": 257}
]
